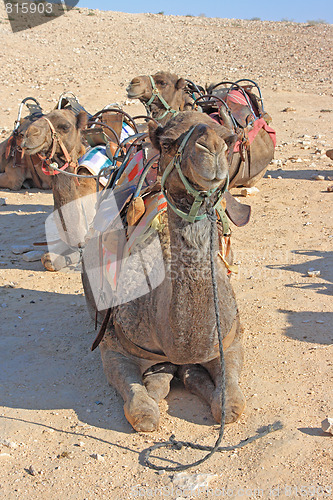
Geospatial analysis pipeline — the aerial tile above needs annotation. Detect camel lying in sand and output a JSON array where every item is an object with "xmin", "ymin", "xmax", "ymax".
[
  {"xmin": 128, "ymin": 73, "xmax": 275, "ymax": 188},
  {"xmin": 0, "ymin": 115, "xmax": 52, "ymax": 190},
  {"xmin": 83, "ymin": 111, "xmax": 245, "ymax": 432},
  {"xmin": 22, "ymin": 109, "xmax": 94, "ymax": 270}
]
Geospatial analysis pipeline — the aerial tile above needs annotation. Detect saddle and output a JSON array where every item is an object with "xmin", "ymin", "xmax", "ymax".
[{"xmin": 193, "ymin": 80, "xmax": 276, "ymax": 188}]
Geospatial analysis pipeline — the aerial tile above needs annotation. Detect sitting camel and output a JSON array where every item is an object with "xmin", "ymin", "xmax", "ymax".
[
  {"xmin": 84, "ymin": 111, "xmax": 245, "ymax": 432},
  {"xmin": 128, "ymin": 73, "xmax": 275, "ymax": 188},
  {"xmin": 0, "ymin": 114, "xmax": 52, "ymax": 190},
  {"xmin": 22, "ymin": 109, "xmax": 95, "ymax": 270},
  {"xmin": 127, "ymin": 71, "xmax": 191, "ymax": 125}
]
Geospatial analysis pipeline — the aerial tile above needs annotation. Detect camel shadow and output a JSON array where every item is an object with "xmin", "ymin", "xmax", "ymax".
[
  {"xmin": 0, "ymin": 286, "xmax": 133, "ymax": 434},
  {"xmin": 298, "ymin": 427, "xmax": 331, "ymax": 437},
  {"xmin": 264, "ymin": 168, "xmax": 333, "ymax": 180},
  {"xmin": 0, "ymin": 203, "xmax": 52, "ymax": 214},
  {"xmin": 278, "ymin": 309, "xmax": 333, "ymax": 345},
  {"xmin": 267, "ymin": 250, "xmax": 333, "ymax": 297},
  {"xmin": 0, "ymin": 286, "xmax": 214, "ymax": 433}
]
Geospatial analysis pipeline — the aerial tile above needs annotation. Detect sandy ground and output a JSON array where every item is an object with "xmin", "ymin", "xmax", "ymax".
[{"xmin": 0, "ymin": 7, "xmax": 333, "ymax": 500}]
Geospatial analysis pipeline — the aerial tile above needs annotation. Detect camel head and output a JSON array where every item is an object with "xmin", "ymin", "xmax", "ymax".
[
  {"xmin": 22, "ymin": 109, "xmax": 87, "ymax": 162},
  {"xmin": 22, "ymin": 110, "xmax": 91, "ymax": 248},
  {"xmin": 149, "ymin": 111, "xmax": 237, "ymax": 216},
  {"xmin": 127, "ymin": 71, "xmax": 187, "ymax": 120}
]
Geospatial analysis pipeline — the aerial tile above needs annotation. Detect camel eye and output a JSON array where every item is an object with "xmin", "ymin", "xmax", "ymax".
[
  {"xmin": 157, "ymin": 81, "xmax": 167, "ymax": 87},
  {"xmin": 57, "ymin": 123, "xmax": 71, "ymax": 132}
]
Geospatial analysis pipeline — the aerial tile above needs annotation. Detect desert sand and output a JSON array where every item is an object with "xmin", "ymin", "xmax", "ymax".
[{"xmin": 0, "ymin": 7, "xmax": 332, "ymax": 500}]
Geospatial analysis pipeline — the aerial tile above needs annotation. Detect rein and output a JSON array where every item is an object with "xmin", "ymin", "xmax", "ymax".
[
  {"xmin": 37, "ymin": 117, "xmax": 78, "ymax": 177},
  {"xmin": 143, "ymin": 209, "xmax": 283, "ymax": 470},
  {"xmin": 145, "ymin": 75, "xmax": 180, "ymax": 121},
  {"xmin": 161, "ymin": 126, "xmax": 229, "ymax": 224}
]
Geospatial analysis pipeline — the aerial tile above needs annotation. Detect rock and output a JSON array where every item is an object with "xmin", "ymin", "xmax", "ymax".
[
  {"xmin": 0, "ymin": 197, "xmax": 7, "ymax": 206},
  {"xmin": 321, "ymin": 418, "xmax": 333, "ymax": 435},
  {"xmin": 173, "ymin": 473, "xmax": 218, "ymax": 491},
  {"xmin": 240, "ymin": 186, "xmax": 260, "ymax": 197},
  {"xmin": 11, "ymin": 245, "xmax": 34, "ymax": 255},
  {"xmin": 325, "ymin": 149, "xmax": 333, "ymax": 160},
  {"xmin": 311, "ymin": 174, "xmax": 325, "ymax": 180},
  {"xmin": 91, "ymin": 453, "xmax": 104, "ymax": 461},
  {"xmin": 307, "ymin": 269, "xmax": 320, "ymax": 277},
  {"xmin": 22, "ymin": 251, "xmax": 45, "ymax": 262},
  {"xmin": 282, "ymin": 107, "xmax": 296, "ymax": 112},
  {"xmin": 27, "ymin": 465, "xmax": 37, "ymax": 476},
  {"xmin": 0, "ymin": 438, "xmax": 18, "ymax": 449},
  {"xmin": 327, "ymin": 185, "xmax": 333, "ymax": 192}
]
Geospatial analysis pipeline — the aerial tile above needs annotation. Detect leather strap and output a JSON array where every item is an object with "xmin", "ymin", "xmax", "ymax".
[{"xmin": 24, "ymin": 154, "xmax": 44, "ymax": 189}]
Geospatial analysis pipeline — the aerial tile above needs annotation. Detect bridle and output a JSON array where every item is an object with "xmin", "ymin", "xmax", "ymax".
[
  {"xmin": 160, "ymin": 126, "xmax": 229, "ymax": 225},
  {"xmin": 144, "ymin": 75, "xmax": 180, "ymax": 121},
  {"xmin": 37, "ymin": 117, "xmax": 78, "ymax": 176}
]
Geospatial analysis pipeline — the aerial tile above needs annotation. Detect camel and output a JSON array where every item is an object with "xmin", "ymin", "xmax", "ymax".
[
  {"xmin": 126, "ymin": 71, "xmax": 191, "ymax": 125},
  {"xmin": 128, "ymin": 73, "xmax": 275, "ymax": 188},
  {"xmin": 84, "ymin": 111, "xmax": 245, "ymax": 432},
  {"xmin": 0, "ymin": 114, "xmax": 52, "ymax": 190},
  {"xmin": 22, "ymin": 109, "xmax": 96, "ymax": 270},
  {"xmin": 22, "ymin": 107, "xmax": 152, "ymax": 273}
]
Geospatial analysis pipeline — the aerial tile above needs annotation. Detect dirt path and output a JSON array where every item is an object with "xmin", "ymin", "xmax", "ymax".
[{"xmin": 0, "ymin": 8, "xmax": 333, "ymax": 500}]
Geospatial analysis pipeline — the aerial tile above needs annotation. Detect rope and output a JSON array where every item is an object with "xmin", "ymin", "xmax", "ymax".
[{"xmin": 143, "ymin": 208, "xmax": 283, "ymax": 471}]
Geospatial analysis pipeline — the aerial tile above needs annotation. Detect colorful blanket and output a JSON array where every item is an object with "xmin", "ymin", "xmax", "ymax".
[{"xmin": 78, "ymin": 145, "xmax": 113, "ymax": 186}]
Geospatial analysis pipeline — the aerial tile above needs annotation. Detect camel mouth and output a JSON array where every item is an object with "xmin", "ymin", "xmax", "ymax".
[
  {"xmin": 23, "ymin": 139, "xmax": 50, "ymax": 156},
  {"xmin": 190, "ymin": 167, "xmax": 227, "ymax": 191},
  {"xmin": 126, "ymin": 89, "xmax": 146, "ymax": 99}
]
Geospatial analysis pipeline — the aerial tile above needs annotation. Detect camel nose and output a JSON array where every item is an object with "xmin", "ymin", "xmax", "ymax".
[{"xmin": 195, "ymin": 125, "xmax": 223, "ymax": 155}]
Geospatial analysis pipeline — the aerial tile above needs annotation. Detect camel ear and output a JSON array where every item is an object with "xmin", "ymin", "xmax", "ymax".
[
  {"xmin": 224, "ymin": 134, "xmax": 238, "ymax": 163},
  {"xmin": 176, "ymin": 78, "xmax": 186, "ymax": 90},
  {"xmin": 148, "ymin": 121, "xmax": 164, "ymax": 150},
  {"xmin": 76, "ymin": 111, "xmax": 88, "ymax": 130}
]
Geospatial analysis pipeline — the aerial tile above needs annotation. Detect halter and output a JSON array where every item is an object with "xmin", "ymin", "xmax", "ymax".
[
  {"xmin": 160, "ymin": 126, "xmax": 229, "ymax": 225},
  {"xmin": 37, "ymin": 117, "xmax": 77, "ymax": 176},
  {"xmin": 145, "ymin": 75, "xmax": 180, "ymax": 121}
]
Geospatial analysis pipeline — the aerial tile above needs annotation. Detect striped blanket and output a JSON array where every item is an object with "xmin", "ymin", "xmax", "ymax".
[{"xmin": 78, "ymin": 123, "xmax": 136, "ymax": 186}]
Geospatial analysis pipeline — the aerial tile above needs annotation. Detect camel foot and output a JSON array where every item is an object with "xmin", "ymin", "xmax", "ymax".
[
  {"xmin": 211, "ymin": 384, "xmax": 245, "ymax": 424},
  {"xmin": 124, "ymin": 388, "xmax": 160, "ymax": 432},
  {"xmin": 41, "ymin": 251, "xmax": 81, "ymax": 272}
]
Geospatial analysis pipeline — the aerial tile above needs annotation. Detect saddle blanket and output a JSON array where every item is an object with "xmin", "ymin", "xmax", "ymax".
[{"xmin": 78, "ymin": 145, "xmax": 113, "ymax": 186}]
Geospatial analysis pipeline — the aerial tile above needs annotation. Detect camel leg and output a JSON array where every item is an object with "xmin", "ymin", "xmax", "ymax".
[
  {"xmin": 142, "ymin": 363, "xmax": 177, "ymax": 402},
  {"xmin": 177, "ymin": 364, "xmax": 216, "ymax": 409},
  {"xmin": 203, "ymin": 331, "xmax": 245, "ymax": 424},
  {"xmin": 41, "ymin": 249, "xmax": 81, "ymax": 272},
  {"xmin": 100, "ymin": 344, "xmax": 160, "ymax": 432},
  {"xmin": 0, "ymin": 171, "xmax": 24, "ymax": 190}
]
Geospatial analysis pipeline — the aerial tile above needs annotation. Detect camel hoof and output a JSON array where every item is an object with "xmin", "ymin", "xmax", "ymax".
[
  {"xmin": 124, "ymin": 393, "xmax": 160, "ymax": 432},
  {"xmin": 41, "ymin": 253, "xmax": 57, "ymax": 272},
  {"xmin": 211, "ymin": 386, "xmax": 246, "ymax": 424}
]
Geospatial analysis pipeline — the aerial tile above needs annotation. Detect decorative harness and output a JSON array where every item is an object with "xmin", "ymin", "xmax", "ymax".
[
  {"xmin": 144, "ymin": 75, "xmax": 180, "ymax": 121},
  {"xmin": 37, "ymin": 117, "xmax": 78, "ymax": 177},
  {"xmin": 160, "ymin": 126, "xmax": 229, "ymax": 229}
]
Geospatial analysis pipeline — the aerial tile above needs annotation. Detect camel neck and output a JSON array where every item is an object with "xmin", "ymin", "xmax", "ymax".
[{"xmin": 160, "ymin": 208, "xmax": 223, "ymax": 364}]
